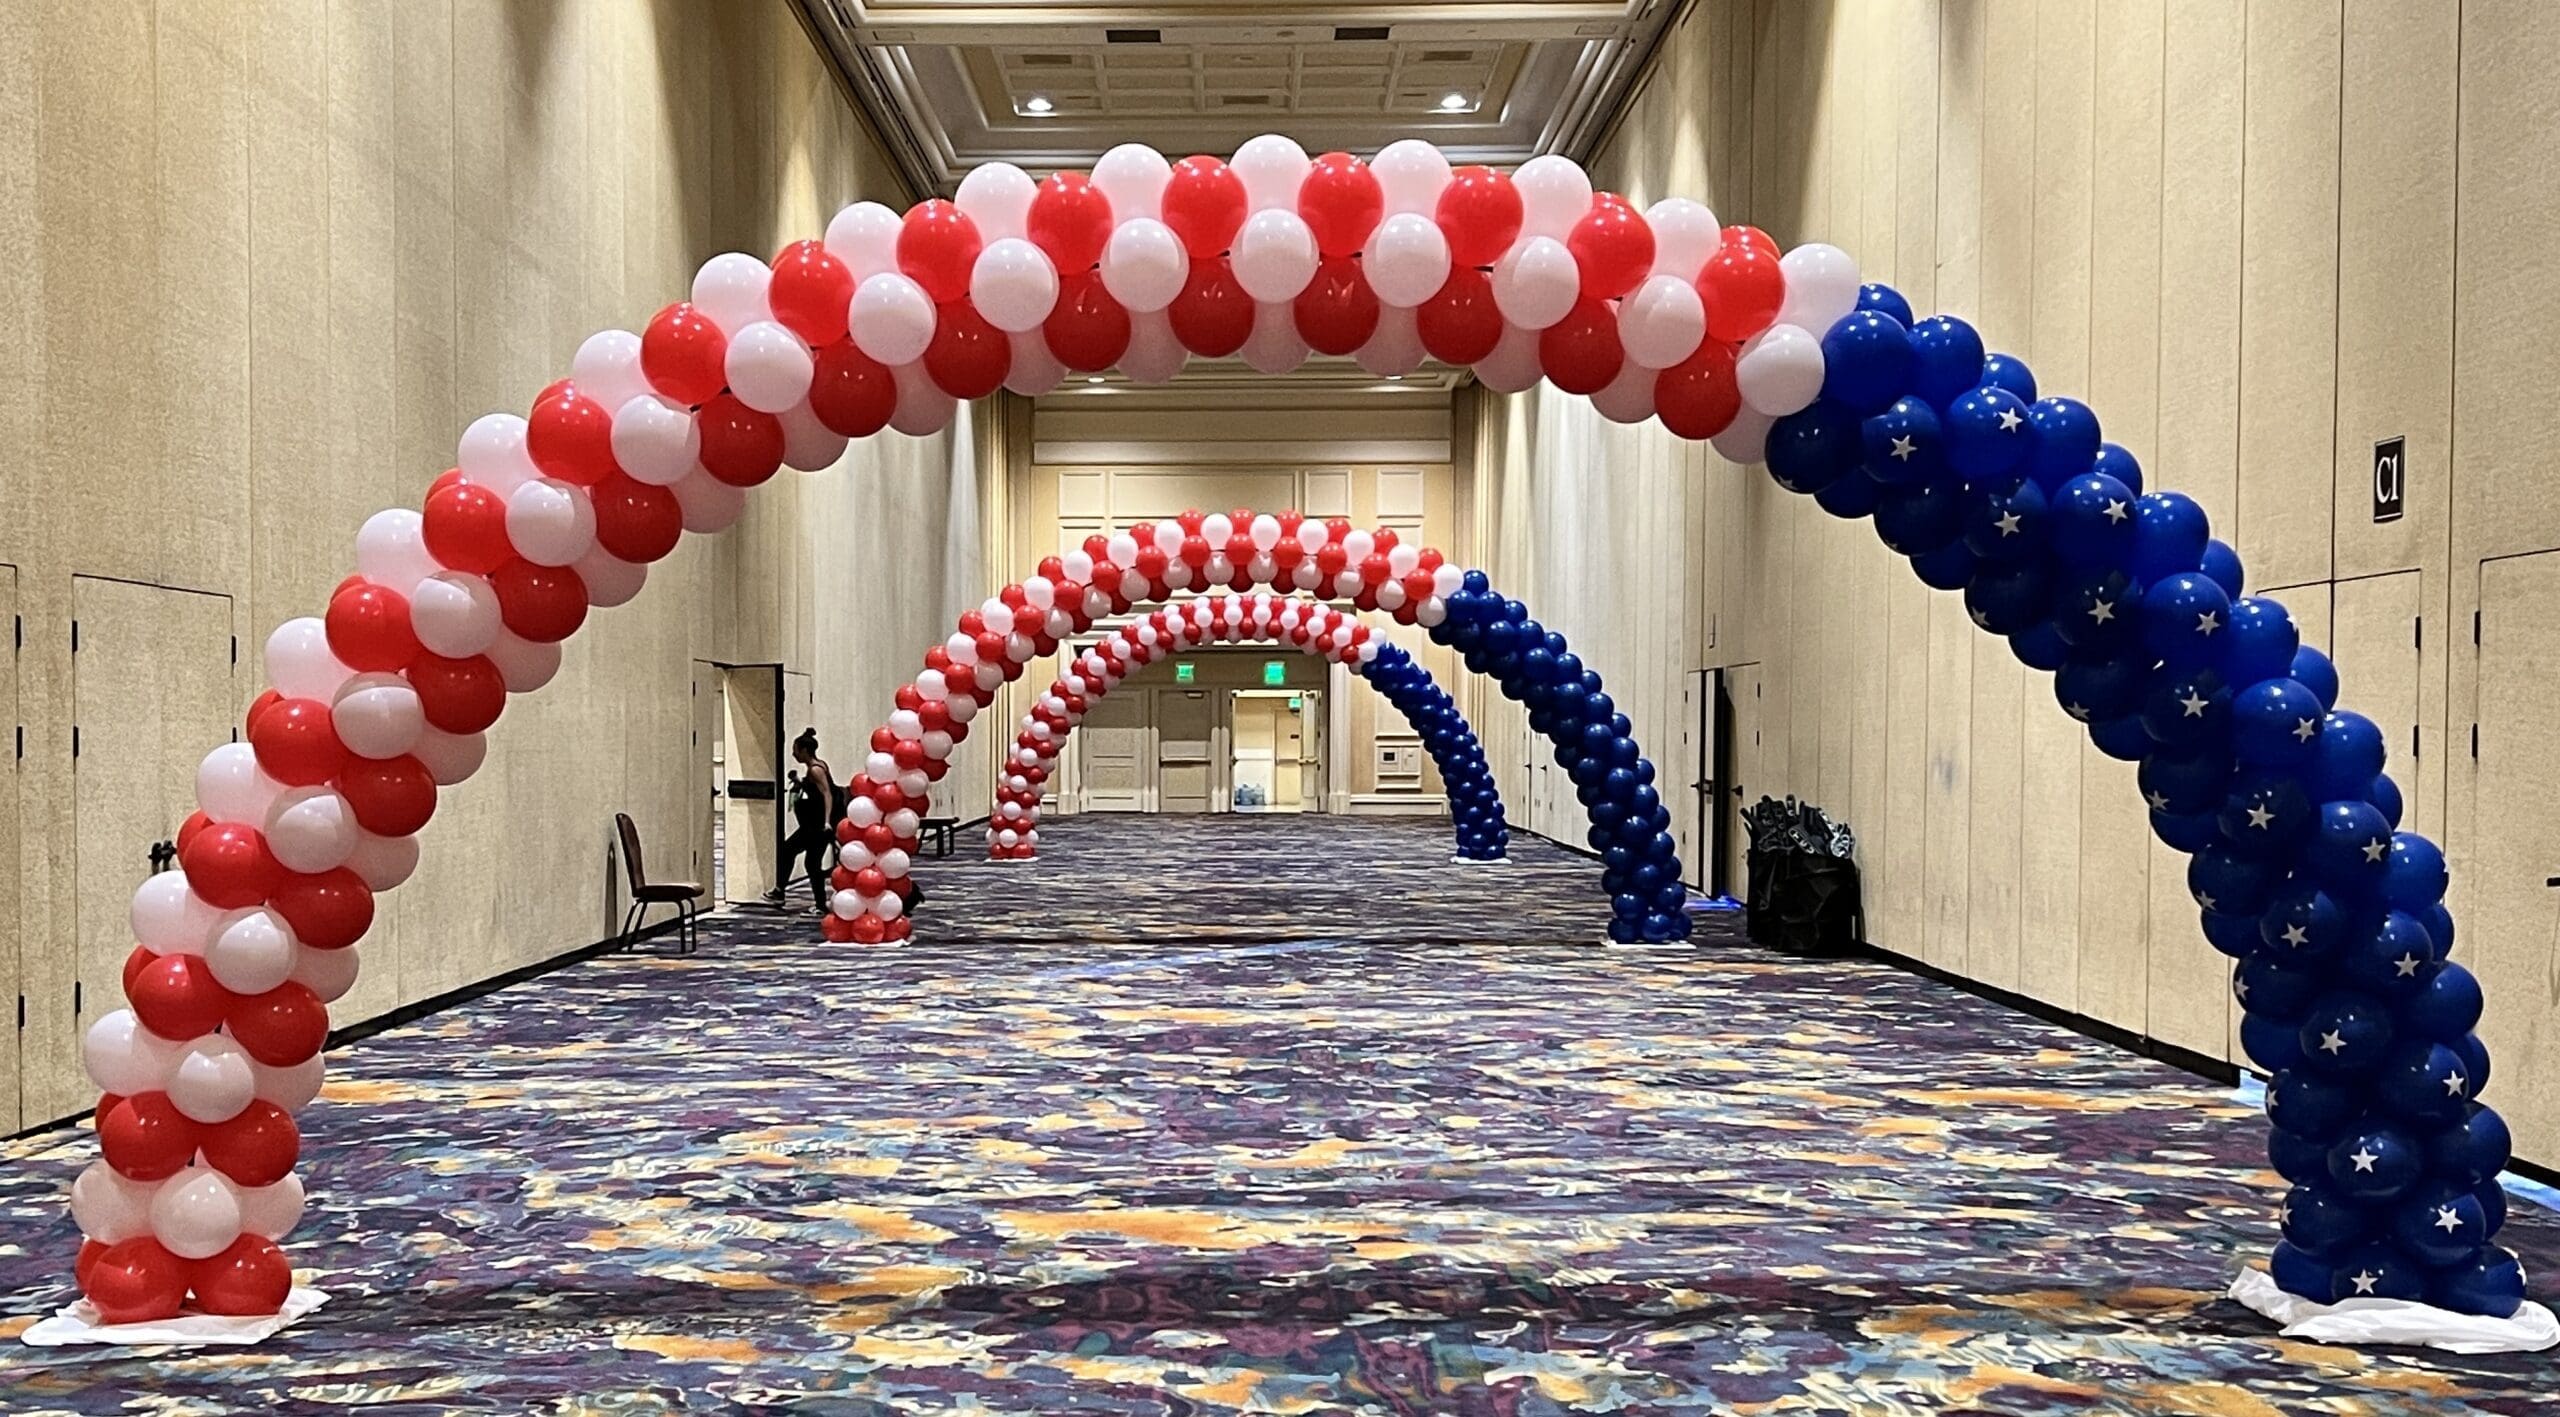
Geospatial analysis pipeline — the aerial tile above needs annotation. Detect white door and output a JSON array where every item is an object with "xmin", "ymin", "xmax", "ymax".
[
  {"xmin": 1078, "ymin": 693, "xmax": 1149, "ymax": 812},
  {"xmin": 1156, "ymin": 689, "xmax": 1216, "ymax": 813}
]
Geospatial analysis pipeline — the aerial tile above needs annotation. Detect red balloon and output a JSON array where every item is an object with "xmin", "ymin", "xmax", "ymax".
[
  {"xmin": 427, "ymin": 466, "xmax": 464, "ymax": 497},
  {"xmin": 1568, "ymin": 196, "xmax": 1655, "ymax": 300},
  {"xmin": 1701, "ymin": 241, "xmax": 1783, "ymax": 342},
  {"xmin": 1176, "ymin": 510, "xmax": 1204, "ymax": 535},
  {"xmin": 897, "ymin": 199, "xmax": 983, "ymax": 304},
  {"xmin": 248, "ymin": 696, "xmax": 348, "ymax": 787},
  {"xmin": 177, "ymin": 809, "xmax": 211, "ymax": 856},
  {"xmin": 1315, "ymin": 543, "xmax": 1349, "ymax": 577},
  {"xmin": 1027, "ymin": 172, "xmax": 1113, "ymax": 272},
  {"xmin": 182, "ymin": 823, "xmax": 282, "ymax": 911},
  {"xmin": 1044, "ymin": 270, "xmax": 1132, "ymax": 371},
  {"xmin": 851, "ymin": 913, "xmax": 886, "ymax": 943},
  {"xmin": 406, "ymin": 653, "xmax": 505, "ymax": 734},
  {"xmin": 1167, "ymin": 257, "xmax": 1254, "ymax": 357},
  {"xmin": 1539, "ymin": 295, "xmax": 1626, "ymax": 396},
  {"xmin": 76, "ymin": 1238, "xmax": 106, "ymax": 1294},
  {"xmin": 121, "ymin": 944, "xmax": 151, "ymax": 998},
  {"xmin": 199, "ymin": 1099, "xmax": 299, "ymax": 1187},
  {"xmin": 337, "ymin": 755, "xmax": 436, "ymax": 837},
  {"xmin": 924, "ymin": 300, "xmax": 1011, "ymax": 399},
  {"xmin": 1180, "ymin": 534, "xmax": 1213, "ymax": 569},
  {"xmin": 591, "ymin": 474, "xmax": 683, "ymax": 563},
  {"xmin": 227, "ymin": 982, "xmax": 328, "ymax": 1068},
  {"xmin": 244, "ymin": 690, "xmax": 283, "ymax": 739},
  {"xmin": 1725, "ymin": 223, "xmax": 1780, "ymax": 259},
  {"xmin": 819, "ymin": 337, "xmax": 911, "ymax": 434},
  {"xmin": 1416, "ymin": 267, "xmax": 1504, "ymax": 365},
  {"xmin": 421, "ymin": 480, "xmax": 512, "ymax": 575},
  {"xmin": 271, "ymin": 867, "xmax": 374, "ymax": 950},
  {"xmin": 129, "ymin": 952, "xmax": 237, "ymax": 1040},
  {"xmin": 83, "ymin": 1237, "xmax": 190, "ymax": 1324},
  {"xmin": 640, "ymin": 302, "xmax": 728, "ymax": 406},
  {"xmin": 1298, "ymin": 152, "xmax": 1383, "ymax": 259},
  {"xmin": 489, "ymin": 559, "xmax": 589, "ymax": 643},
  {"xmin": 1132, "ymin": 544, "xmax": 1170, "ymax": 581},
  {"xmin": 526, "ymin": 389, "xmax": 619, "ymax": 486},
  {"xmin": 1162, "ymin": 156, "xmax": 1247, "ymax": 258},
  {"xmin": 1293, "ymin": 256, "xmax": 1379, "ymax": 355},
  {"xmin": 1222, "ymin": 533, "xmax": 1255, "ymax": 567},
  {"xmin": 974, "ymin": 631, "xmax": 1008, "ymax": 665},
  {"xmin": 1400, "ymin": 570, "xmax": 1436, "ymax": 604},
  {"xmin": 821, "ymin": 912, "xmax": 857, "ymax": 943},
  {"xmin": 1437, "ymin": 166, "xmax": 1524, "ymax": 267},
  {"xmin": 697, "ymin": 392, "xmax": 785, "ymax": 487},
  {"xmin": 768, "ymin": 238, "xmax": 854, "ymax": 345},
  {"xmin": 190, "ymin": 1235, "xmax": 293, "ymax": 1317},
  {"xmin": 324, "ymin": 581, "xmax": 421, "ymax": 674},
  {"xmin": 1656, "ymin": 339, "xmax": 1742, "ymax": 440},
  {"xmin": 99, "ymin": 1093, "xmax": 202, "ymax": 1182},
  {"xmin": 1360, "ymin": 553, "xmax": 1392, "ymax": 586}
]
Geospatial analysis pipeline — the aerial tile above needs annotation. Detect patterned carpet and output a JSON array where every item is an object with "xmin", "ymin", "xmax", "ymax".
[{"xmin": 2, "ymin": 815, "xmax": 2553, "ymax": 1414}]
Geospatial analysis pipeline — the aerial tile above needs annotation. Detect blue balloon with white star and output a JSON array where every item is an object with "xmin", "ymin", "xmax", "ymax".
[
  {"xmin": 2427, "ymin": 1102, "xmax": 2512, "ymax": 1188},
  {"xmin": 2141, "ymin": 572, "xmax": 2235, "ymax": 670},
  {"xmin": 1979, "ymin": 350, "xmax": 2037, "ymax": 402},
  {"xmin": 1963, "ymin": 476, "xmax": 2048, "ymax": 559},
  {"xmin": 2009, "ymin": 620, "xmax": 2072, "ymax": 671},
  {"xmin": 2239, "ymin": 953, "xmax": 2324, "ymax": 1023},
  {"xmin": 2140, "ymin": 746, "xmax": 2233, "ymax": 815},
  {"xmin": 2328, "ymin": 1243, "xmax": 2429, "ymax": 1303},
  {"xmin": 2218, "ymin": 770, "xmax": 2314, "ymax": 858},
  {"xmin": 2128, "ymin": 491, "xmax": 2211, "ymax": 582},
  {"xmin": 2336, "ymin": 909, "xmax": 2438, "ymax": 996},
  {"xmin": 1872, "ymin": 477, "xmax": 1968, "ymax": 555},
  {"xmin": 2089, "ymin": 713, "xmax": 2153, "ymax": 762},
  {"xmin": 2381, "ymin": 832, "xmax": 2449, "ymax": 911},
  {"xmin": 2200, "ymin": 538, "xmax": 2245, "ymax": 598},
  {"xmin": 2055, "ymin": 652, "xmax": 2147, "ymax": 723},
  {"xmin": 2290, "ymin": 645, "xmax": 2340, "ymax": 709},
  {"xmin": 2190, "ymin": 843, "xmax": 2281, "ymax": 916},
  {"xmin": 1855, "ymin": 281, "xmax": 1913, "ymax": 326},
  {"xmin": 1814, "ymin": 467, "xmax": 1885, "ymax": 519},
  {"xmin": 1964, "ymin": 561, "xmax": 2052, "ymax": 635},
  {"xmin": 2048, "ymin": 472, "xmax": 2140, "ymax": 568},
  {"xmin": 1907, "ymin": 315, "xmax": 1987, "ymax": 406},
  {"xmin": 2297, "ymin": 992, "xmax": 2397, "ymax": 1074},
  {"xmin": 1943, "ymin": 386, "xmax": 2034, "ymax": 479},
  {"xmin": 2091, "ymin": 441, "xmax": 2145, "ymax": 495},
  {"xmin": 2307, "ymin": 798, "xmax": 2396, "ymax": 895},
  {"xmin": 2405, "ymin": 961, "xmax": 2484, "ymax": 1041},
  {"xmin": 2052, "ymin": 567, "xmax": 2144, "ymax": 651},
  {"xmin": 2325, "ymin": 1122, "xmax": 2425, "ymax": 1201},
  {"xmin": 2218, "ymin": 597, "xmax": 2302, "ymax": 688},
  {"xmin": 1861, "ymin": 396, "xmax": 1945, "ymax": 483},
  {"xmin": 2282, "ymin": 1182, "xmax": 2378, "ymax": 1258},
  {"xmin": 2258, "ymin": 884, "xmax": 2349, "ymax": 957},
  {"xmin": 2026, "ymin": 397, "xmax": 2102, "ymax": 490},
  {"xmin": 2372, "ymin": 1041, "xmax": 2472, "ymax": 1125},
  {"xmin": 2269, "ymin": 1067, "xmax": 2364, "ymax": 1141},
  {"xmin": 1908, "ymin": 540, "xmax": 1978, "ymax": 590},
  {"xmin": 2231, "ymin": 678, "xmax": 2326, "ymax": 769},
  {"xmin": 2139, "ymin": 665, "xmax": 2232, "ymax": 748},
  {"xmin": 1819, "ymin": 309, "xmax": 1915, "ymax": 415},
  {"xmin": 2305, "ymin": 710, "xmax": 2386, "ymax": 803},
  {"xmin": 2150, "ymin": 807, "xmax": 2221, "ymax": 851},
  {"xmin": 2428, "ymin": 1246, "xmax": 2527, "ymax": 1318}
]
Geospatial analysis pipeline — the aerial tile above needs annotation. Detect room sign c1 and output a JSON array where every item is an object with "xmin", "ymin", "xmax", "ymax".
[{"xmin": 2374, "ymin": 436, "xmax": 2405, "ymax": 524}]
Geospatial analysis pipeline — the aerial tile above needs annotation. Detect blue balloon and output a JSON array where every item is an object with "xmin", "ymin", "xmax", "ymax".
[
  {"xmin": 2296, "ymin": 992, "xmax": 2397, "ymax": 1074},
  {"xmin": 2219, "ymin": 597, "xmax": 2302, "ymax": 687},
  {"xmin": 2051, "ymin": 567, "xmax": 2144, "ymax": 651},
  {"xmin": 2243, "ymin": 1011, "xmax": 2306, "ymax": 1071},
  {"xmin": 2026, "ymin": 397, "xmax": 2102, "ymax": 489},
  {"xmin": 1963, "ymin": 476, "xmax": 2048, "ymax": 560},
  {"xmin": 2089, "ymin": 713, "xmax": 2153, "ymax": 761},
  {"xmin": 2371, "ymin": 1041, "xmax": 2471, "ymax": 1124},
  {"xmin": 2140, "ymin": 665, "xmax": 2231, "ymax": 748},
  {"xmin": 1979, "ymin": 350, "xmax": 2037, "ymax": 401},
  {"xmin": 2269, "ymin": 1129, "xmax": 2331, "ymax": 1186},
  {"xmin": 2055, "ymin": 652, "xmax": 2147, "ymax": 723},
  {"xmin": 1815, "ymin": 467, "xmax": 1886, "ymax": 520},
  {"xmin": 2268, "ymin": 1068, "xmax": 2363, "ymax": 1141},
  {"xmin": 2405, "ymin": 961, "xmax": 2484, "ymax": 1041},
  {"xmin": 2200, "ymin": 907, "xmax": 2263, "ymax": 959},
  {"xmin": 1872, "ymin": 477, "xmax": 1968, "ymax": 555},
  {"xmin": 2325, "ymin": 1123, "xmax": 2424, "ymax": 1201},
  {"xmin": 2091, "ymin": 441, "xmax": 2146, "ymax": 495},
  {"xmin": 2128, "ymin": 491, "xmax": 2211, "ymax": 582},
  {"xmin": 2305, "ymin": 710, "xmax": 2387, "ymax": 804},
  {"xmin": 2231, "ymin": 678, "xmax": 2325, "ymax": 769},
  {"xmin": 2218, "ymin": 770, "xmax": 2314, "ymax": 859},
  {"xmin": 2258, "ymin": 884, "xmax": 2348, "ymax": 957},
  {"xmin": 2477, "ymin": 1176, "xmax": 2508, "ymax": 1240},
  {"xmin": 2139, "ymin": 746, "xmax": 2232, "ymax": 815},
  {"xmin": 1462, "ymin": 568, "xmax": 1491, "ymax": 594},
  {"xmin": 2427, "ymin": 1103, "xmax": 2512, "ymax": 1187},
  {"xmin": 2149, "ymin": 807, "xmax": 2221, "ymax": 851},
  {"xmin": 2240, "ymin": 953, "xmax": 2323, "ymax": 1022},
  {"xmin": 1907, "ymin": 315, "xmax": 1988, "ymax": 406},
  {"xmin": 2290, "ymin": 645, "xmax": 2340, "ymax": 709},
  {"xmin": 2200, "ymin": 538, "xmax": 2246, "ymax": 598},
  {"xmin": 1943, "ymin": 386, "xmax": 2035, "ymax": 479},
  {"xmin": 2009, "ymin": 621, "xmax": 2072, "ymax": 670},
  {"xmin": 2270, "ymin": 1240, "xmax": 2337, "ymax": 1300},
  {"xmin": 1766, "ymin": 400, "xmax": 1863, "ymax": 493},
  {"xmin": 2189, "ymin": 844, "xmax": 2280, "ymax": 916},
  {"xmin": 1607, "ymin": 915, "xmax": 1639, "ymax": 943},
  {"xmin": 1819, "ymin": 309, "xmax": 1915, "ymax": 414},
  {"xmin": 2327, "ymin": 1244, "xmax": 2428, "ymax": 1303},
  {"xmin": 2307, "ymin": 798, "xmax": 2395, "ymax": 895},
  {"xmin": 1856, "ymin": 281, "xmax": 1914, "ymax": 326},
  {"xmin": 1908, "ymin": 541, "xmax": 1978, "ymax": 590},
  {"xmin": 2142, "ymin": 572, "xmax": 2236, "ymax": 672},
  {"xmin": 1860, "ymin": 396, "xmax": 1947, "ymax": 483},
  {"xmin": 2428, "ymin": 1246, "xmax": 2527, "ymax": 1318},
  {"xmin": 1964, "ymin": 561, "xmax": 2050, "ymax": 632},
  {"xmin": 2048, "ymin": 472, "xmax": 2139, "ymax": 568},
  {"xmin": 2381, "ymin": 832, "xmax": 2449, "ymax": 911},
  {"xmin": 2281, "ymin": 1182, "xmax": 2378, "ymax": 1258}
]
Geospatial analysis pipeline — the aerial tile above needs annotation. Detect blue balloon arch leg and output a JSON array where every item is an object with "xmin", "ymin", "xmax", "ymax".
[
  {"xmin": 1359, "ymin": 643, "xmax": 1509, "ymax": 861},
  {"xmin": 1778, "ymin": 281, "xmax": 2522, "ymax": 1317}
]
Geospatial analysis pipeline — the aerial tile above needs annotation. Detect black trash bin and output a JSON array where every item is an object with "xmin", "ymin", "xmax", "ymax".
[{"xmin": 1742, "ymin": 795, "xmax": 1865, "ymax": 956}]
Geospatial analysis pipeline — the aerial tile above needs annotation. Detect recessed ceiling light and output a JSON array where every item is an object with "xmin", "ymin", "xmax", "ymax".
[
  {"xmin": 1386, "ymin": 374, "xmax": 1404, "ymax": 381},
  {"xmin": 1024, "ymin": 95, "xmax": 1055, "ymax": 114},
  {"xmin": 1439, "ymin": 92, "xmax": 1468, "ymax": 111},
  {"xmin": 1086, "ymin": 375, "xmax": 1106, "ymax": 384}
]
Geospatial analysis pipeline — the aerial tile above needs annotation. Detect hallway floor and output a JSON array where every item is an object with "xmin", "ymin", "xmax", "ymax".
[{"xmin": 3, "ymin": 816, "xmax": 2554, "ymax": 1413}]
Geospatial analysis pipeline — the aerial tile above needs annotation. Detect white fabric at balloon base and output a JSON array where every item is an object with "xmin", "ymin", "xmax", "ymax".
[
  {"xmin": 21, "ymin": 1287, "xmax": 330, "ymax": 1348},
  {"xmin": 2225, "ymin": 1267, "xmax": 2558, "ymax": 1355}
]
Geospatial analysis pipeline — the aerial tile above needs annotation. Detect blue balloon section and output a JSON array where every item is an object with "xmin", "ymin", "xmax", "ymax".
[
  {"xmin": 1357, "ymin": 642, "xmax": 1508, "ymax": 862},
  {"xmin": 1424, "ymin": 574, "xmax": 1693, "ymax": 944},
  {"xmin": 1767, "ymin": 290, "xmax": 2523, "ymax": 1319}
]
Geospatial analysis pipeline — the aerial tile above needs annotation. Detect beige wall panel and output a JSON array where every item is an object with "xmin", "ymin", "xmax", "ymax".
[
  {"xmin": 2017, "ymin": 708, "xmax": 2085, "ymax": 1013},
  {"xmin": 1972, "ymin": 0, "xmax": 2034, "ymax": 349},
  {"xmin": 1966, "ymin": 637, "xmax": 2023, "ymax": 991},
  {"xmin": 1922, "ymin": 593, "xmax": 1972, "ymax": 970},
  {"xmin": 2026, "ymin": 0, "xmax": 2093, "ymax": 391},
  {"xmin": 1878, "ymin": 580, "xmax": 1930, "ymax": 953},
  {"xmin": 1, "ymin": 565, "xmax": 18, "ymax": 1130},
  {"xmin": 2331, "ymin": 571, "xmax": 2424, "ymax": 827},
  {"xmin": 2155, "ymin": 0, "xmax": 2246, "ymax": 534},
  {"xmin": 2468, "ymin": 552, "xmax": 2560, "ymax": 1167}
]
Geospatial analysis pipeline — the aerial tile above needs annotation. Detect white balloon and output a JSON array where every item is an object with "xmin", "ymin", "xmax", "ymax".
[
  {"xmin": 292, "ymin": 942, "xmax": 360, "ymax": 1004},
  {"xmin": 84, "ymin": 1010, "xmax": 181, "ymax": 1097},
  {"xmin": 237, "ymin": 1173, "xmax": 307, "ymax": 1240},
  {"xmin": 1232, "ymin": 209, "xmax": 1319, "ymax": 303},
  {"xmin": 971, "ymin": 237, "xmax": 1060, "ymax": 333},
  {"xmin": 1004, "ymin": 329, "xmax": 1066, "ymax": 396},
  {"xmin": 169, "ymin": 1034, "xmax": 257, "ymax": 1124},
  {"xmin": 575, "ymin": 545, "xmax": 648, "ymax": 609},
  {"xmin": 150, "ymin": 1165, "xmax": 243, "ymax": 1260},
  {"xmin": 1119, "ymin": 308, "xmax": 1188, "ymax": 384},
  {"xmin": 1231, "ymin": 134, "xmax": 1312, "ymax": 212},
  {"xmin": 780, "ymin": 400, "xmax": 852, "ymax": 467},
  {"xmin": 1491, "ymin": 236, "xmax": 1580, "ymax": 330},
  {"xmin": 264, "ymin": 788, "xmax": 358, "ymax": 875},
  {"xmin": 1100, "ymin": 218, "xmax": 1188, "ymax": 314},
  {"xmin": 457, "ymin": 413, "xmax": 538, "ymax": 494},
  {"xmin": 824, "ymin": 200, "xmax": 903, "ymax": 280},
  {"xmin": 609, "ymin": 394, "xmax": 701, "ymax": 486},
  {"xmin": 249, "ymin": 1052, "xmax": 327, "ymax": 1114},
  {"xmin": 355, "ymin": 509, "xmax": 440, "ymax": 590},
  {"xmin": 1776, "ymin": 242, "xmax": 1862, "ymax": 333},
  {"xmin": 1474, "ymin": 321, "xmax": 1546, "ymax": 393},
  {"xmin": 1241, "ymin": 301, "xmax": 1310, "ymax": 375},
  {"xmin": 851, "ymin": 272, "xmax": 937, "ymax": 367},
  {"xmin": 956, "ymin": 162, "xmax": 1038, "ymax": 242},
  {"xmin": 332, "ymin": 672, "xmax": 425, "ymax": 760},
  {"xmin": 197, "ymin": 743, "xmax": 282, "ymax": 825},
  {"xmin": 132, "ymin": 873, "xmax": 220, "ymax": 955},
  {"xmin": 1513, "ymin": 154, "xmax": 1594, "ymax": 242},
  {"xmin": 409, "ymin": 572, "xmax": 501, "ymax": 658},
  {"xmin": 207, "ymin": 907, "xmax": 301, "ymax": 994},
  {"xmin": 691, "ymin": 253, "xmax": 773, "ymax": 335},
  {"xmin": 71, "ymin": 1163, "xmax": 157, "ymax": 1243},
  {"xmin": 263, "ymin": 617, "xmax": 351, "ymax": 701},
  {"xmin": 571, "ymin": 328, "xmax": 649, "ymax": 411},
  {"xmin": 1592, "ymin": 357, "xmax": 1659, "ymax": 425},
  {"xmin": 1736, "ymin": 323, "xmax": 1826, "ymax": 417},
  {"xmin": 1372, "ymin": 138, "xmax": 1454, "ymax": 216},
  {"xmin": 724, "ymin": 321, "xmax": 815, "ymax": 413},
  {"xmin": 346, "ymin": 829, "xmax": 420, "ymax": 891},
  {"xmin": 1363, "ymin": 213, "xmax": 1452, "ymax": 308},
  {"xmin": 504, "ymin": 477, "xmax": 597, "ymax": 566},
  {"xmin": 1355, "ymin": 304, "xmax": 1426, "ymax": 377},
  {"xmin": 671, "ymin": 466, "xmax": 747, "ymax": 534},
  {"xmin": 889, "ymin": 363, "xmax": 958, "ymax": 436},
  {"xmin": 1091, "ymin": 143, "xmax": 1172, "ymax": 221},
  {"xmin": 1645, "ymin": 197, "xmax": 1722, "ymax": 280},
  {"xmin": 486, "ymin": 629, "xmax": 562, "ymax": 693},
  {"xmin": 1712, "ymin": 406, "xmax": 1777, "ymax": 464},
  {"xmin": 411, "ymin": 724, "xmax": 488, "ymax": 786},
  {"xmin": 870, "ymin": 891, "xmax": 905, "ymax": 921},
  {"xmin": 1618, "ymin": 274, "xmax": 1707, "ymax": 369}
]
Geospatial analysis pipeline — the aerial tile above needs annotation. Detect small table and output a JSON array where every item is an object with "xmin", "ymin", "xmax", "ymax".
[{"xmin": 920, "ymin": 816, "xmax": 959, "ymax": 857}]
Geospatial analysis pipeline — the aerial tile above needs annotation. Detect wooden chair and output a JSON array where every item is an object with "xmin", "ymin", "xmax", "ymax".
[{"xmin": 615, "ymin": 813, "xmax": 704, "ymax": 954}]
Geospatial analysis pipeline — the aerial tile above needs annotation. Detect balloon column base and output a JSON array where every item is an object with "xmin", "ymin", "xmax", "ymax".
[
  {"xmin": 1450, "ymin": 853, "xmax": 1509, "ymax": 865},
  {"xmin": 22, "ymin": 1286, "xmax": 330, "ymax": 1348},
  {"xmin": 2226, "ymin": 1267, "xmax": 2558, "ymax": 1355}
]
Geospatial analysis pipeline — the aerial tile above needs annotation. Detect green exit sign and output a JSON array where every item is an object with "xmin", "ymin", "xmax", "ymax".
[
  {"xmin": 1175, "ymin": 661, "xmax": 1196, "ymax": 683},
  {"xmin": 1263, "ymin": 660, "xmax": 1287, "ymax": 685}
]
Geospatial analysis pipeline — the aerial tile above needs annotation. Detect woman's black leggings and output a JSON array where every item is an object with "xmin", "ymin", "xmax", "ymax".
[{"xmin": 778, "ymin": 822, "xmax": 830, "ymax": 902}]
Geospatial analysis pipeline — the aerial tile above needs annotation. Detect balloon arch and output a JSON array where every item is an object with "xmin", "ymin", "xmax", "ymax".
[
  {"xmin": 64, "ymin": 133, "xmax": 2532, "ymax": 1332},
  {"xmin": 984, "ymin": 590, "xmax": 1509, "ymax": 864}
]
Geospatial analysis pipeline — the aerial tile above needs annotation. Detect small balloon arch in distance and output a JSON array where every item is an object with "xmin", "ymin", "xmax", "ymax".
[
  {"xmin": 982, "ymin": 591, "xmax": 1507, "ymax": 862},
  {"xmin": 65, "ymin": 132, "xmax": 2538, "ymax": 1339}
]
